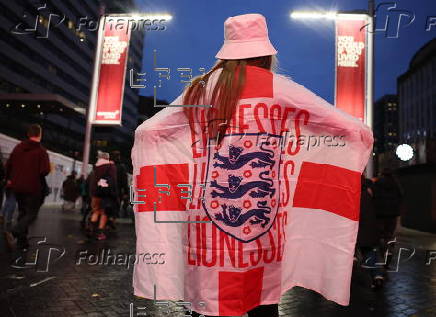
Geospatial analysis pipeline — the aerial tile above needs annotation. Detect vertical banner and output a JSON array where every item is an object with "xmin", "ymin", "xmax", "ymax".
[
  {"xmin": 91, "ymin": 17, "xmax": 131, "ymax": 124},
  {"xmin": 335, "ymin": 17, "xmax": 367, "ymax": 121}
]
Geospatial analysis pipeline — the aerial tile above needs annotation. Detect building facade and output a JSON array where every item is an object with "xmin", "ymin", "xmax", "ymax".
[
  {"xmin": 398, "ymin": 38, "xmax": 436, "ymax": 166},
  {"xmin": 373, "ymin": 94, "xmax": 400, "ymax": 173},
  {"xmin": 0, "ymin": 0, "xmax": 143, "ymax": 169}
]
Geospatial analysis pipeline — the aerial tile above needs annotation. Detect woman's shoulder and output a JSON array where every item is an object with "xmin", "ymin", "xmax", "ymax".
[
  {"xmin": 136, "ymin": 106, "xmax": 184, "ymax": 133},
  {"xmin": 273, "ymin": 72, "xmax": 321, "ymax": 102}
]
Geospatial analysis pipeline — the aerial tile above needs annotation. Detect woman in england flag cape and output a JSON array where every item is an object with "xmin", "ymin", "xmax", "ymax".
[{"xmin": 132, "ymin": 13, "xmax": 373, "ymax": 317}]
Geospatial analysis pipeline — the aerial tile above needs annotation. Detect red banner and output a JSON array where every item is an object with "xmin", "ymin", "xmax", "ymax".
[
  {"xmin": 335, "ymin": 18, "xmax": 367, "ymax": 121},
  {"xmin": 92, "ymin": 18, "xmax": 131, "ymax": 124}
]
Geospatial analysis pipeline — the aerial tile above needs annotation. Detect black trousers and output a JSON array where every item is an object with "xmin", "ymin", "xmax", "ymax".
[
  {"xmin": 191, "ymin": 304, "xmax": 279, "ymax": 317},
  {"xmin": 12, "ymin": 192, "xmax": 43, "ymax": 248}
]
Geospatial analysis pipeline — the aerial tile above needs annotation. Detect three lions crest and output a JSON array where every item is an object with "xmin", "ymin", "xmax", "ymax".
[{"xmin": 203, "ymin": 133, "xmax": 282, "ymax": 243}]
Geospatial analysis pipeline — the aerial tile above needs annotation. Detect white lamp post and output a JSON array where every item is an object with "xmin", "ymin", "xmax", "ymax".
[
  {"xmin": 290, "ymin": 3, "xmax": 375, "ymax": 177},
  {"xmin": 82, "ymin": 13, "xmax": 173, "ymax": 176}
]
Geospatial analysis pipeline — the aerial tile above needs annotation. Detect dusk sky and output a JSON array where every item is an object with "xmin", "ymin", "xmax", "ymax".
[{"xmin": 136, "ymin": 0, "xmax": 436, "ymax": 105}]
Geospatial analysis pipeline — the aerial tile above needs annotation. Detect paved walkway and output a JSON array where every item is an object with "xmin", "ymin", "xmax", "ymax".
[{"xmin": 0, "ymin": 205, "xmax": 435, "ymax": 317}]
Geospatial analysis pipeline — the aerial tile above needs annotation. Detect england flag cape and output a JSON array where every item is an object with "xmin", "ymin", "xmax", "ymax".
[{"xmin": 131, "ymin": 65, "xmax": 373, "ymax": 316}]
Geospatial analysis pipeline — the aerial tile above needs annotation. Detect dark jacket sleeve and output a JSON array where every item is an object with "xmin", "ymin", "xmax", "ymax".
[
  {"xmin": 88, "ymin": 171, "xmax": 96, "ymax": 197},
  {"xmin": 110, "ymin": 164, "xmax": 118, "ymax": 198},
  {"xmin": 118, "ymin": 164, "xmax": 129, "ymax": 195},
  {"xmin": 40, "ymin": 149, "xmax": 50, "ymax": 176}
]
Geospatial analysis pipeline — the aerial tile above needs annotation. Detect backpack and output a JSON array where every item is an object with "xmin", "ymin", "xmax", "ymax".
[{"xmin": 95, "ymin": 166, "xmax": 115, "ymax": 198}]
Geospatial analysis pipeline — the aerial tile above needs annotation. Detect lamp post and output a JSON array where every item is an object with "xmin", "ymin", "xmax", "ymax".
[
  {"xmin": 367, "ymin": 0, "xmax": 375, "ymax": 177},
  {"xmin": 82, "ymin": 13, "xmax": 173, "ymax": 176},
  {"xmin": 291, "ymin": 4, "xmax": 375, "ymax": 177}
]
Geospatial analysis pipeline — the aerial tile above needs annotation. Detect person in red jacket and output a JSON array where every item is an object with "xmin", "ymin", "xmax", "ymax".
[{"xmin": 4, "ymin": 124, "xmax": 50, "ymax": 251}]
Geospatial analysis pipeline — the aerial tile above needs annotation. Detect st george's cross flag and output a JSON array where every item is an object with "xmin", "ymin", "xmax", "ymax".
[{"xmin": 131, "ymin": 65, "xmax": 373, "ymax": 316}]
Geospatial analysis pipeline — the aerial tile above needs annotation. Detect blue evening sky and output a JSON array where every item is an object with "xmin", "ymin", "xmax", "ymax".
[{"xmin": 135, "ymin": 0, "xmax": 436, "ymax": 104}]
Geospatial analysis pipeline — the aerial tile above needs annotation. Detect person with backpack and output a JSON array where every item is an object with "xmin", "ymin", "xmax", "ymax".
[{"xmin": 88, "ymin": 151, "xmax": 118, "ymax": 240}]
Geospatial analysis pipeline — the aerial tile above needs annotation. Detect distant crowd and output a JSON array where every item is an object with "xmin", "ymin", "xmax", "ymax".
[
  {"xmin": 0, "ymin": 124, "xmax": 131, "ymax": 263},
  {"xmin": 61, "ymin": 150, "xmax": 130, "ymax": 240}
]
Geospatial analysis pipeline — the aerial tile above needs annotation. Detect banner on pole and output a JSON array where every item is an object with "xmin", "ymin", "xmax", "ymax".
[
  {"xmin": 91, "ymin": 17, "xmax": 131, "ymax": 125},
  {"xmin": 335, "ymin": 17, "xmax": 367, "ymax": 121}
]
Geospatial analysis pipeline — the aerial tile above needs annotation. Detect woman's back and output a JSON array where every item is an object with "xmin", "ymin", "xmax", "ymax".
[{"xmin": 131, "ymin": 13, "xmax": 373, "ymax": 317}]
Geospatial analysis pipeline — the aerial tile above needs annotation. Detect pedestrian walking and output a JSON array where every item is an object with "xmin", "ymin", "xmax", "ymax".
[
  {"xmin": 357, "ymin": 175, "xmax": 384, "ymax": 289},
  {"xmin": 373, "ymin": 168, "xmax": 403, "ymax": 268},
  {"xmin": 88, "ymin": 151, "xmax": 118, "ymax": 241},
  {"xmin": 4, "ymin": 124, "xmax": 51, "ymax": 252},
  {"xmin": 61, "ymin": 171, "xmax": 79, "ymax": 211}
]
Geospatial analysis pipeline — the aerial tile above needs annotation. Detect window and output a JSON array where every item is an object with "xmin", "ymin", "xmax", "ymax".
[
  {"xmin": 39, "ymin": 16, "xmax": 49, "ymax": 28},
  {"xmin": 68, "ymin": 20, "xmax": 75, "ymax": 30},
  {"xmin": 48, "ymin": 64, "xmax": 57, "ymax": 74}
]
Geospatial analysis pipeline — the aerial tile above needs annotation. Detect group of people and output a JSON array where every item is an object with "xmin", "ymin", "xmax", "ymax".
[
  {"xmin": 61, "ymin": 150, "xmax": 130, "ymax": 241},
  {"xmin": 0, "ymin": 123, "xmax": 130, "ymax": 255},
  {"xmin": 357, "ymin": 168, "xmax": 404, "ymax": 289}
]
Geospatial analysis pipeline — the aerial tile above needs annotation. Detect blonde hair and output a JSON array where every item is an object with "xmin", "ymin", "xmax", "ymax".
[{"xmin": 183, "ymin": 55, "xmax": 277, "ymax": 145}]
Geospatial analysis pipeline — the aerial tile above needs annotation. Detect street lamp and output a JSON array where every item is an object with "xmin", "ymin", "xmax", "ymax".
[
  {"xmin": 396, "ymin": 144, "xmax": 414, "ymax": 161},
  {"xmin": 290, "ymin": 4, "xmax": 375, "ymax": 177},
  {"xmin": 129, "ymin": 13, "xmax": 173, "ymax": 21},
  {"xmin": 82, "ymin": 13, "xmax": 173, "ymax": 176},
  {"xmin": 290, "ymin": 11, "xmax": 338, "ymax": 19}
]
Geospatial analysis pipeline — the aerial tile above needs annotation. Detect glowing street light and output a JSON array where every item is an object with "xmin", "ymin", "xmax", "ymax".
[
  {"xmin": 129, "ymin": 13, "xmax": 173, "ymax": 21},
  {"xmin": 290, "ymin": 11, "xmax": 338, "ymax": 19},
  {"xmin": 396, "ymin": 144, "xmax": 414, "ymax": 161},
  {"xmin": 82, "ymin": 12, "xmax": 174, "ymax": 176}
]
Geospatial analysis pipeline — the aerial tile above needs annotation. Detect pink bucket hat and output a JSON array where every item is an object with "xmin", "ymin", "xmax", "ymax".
[{"xmin": 216, "ymin": 13, "xmax": 278, "ymax": 60}]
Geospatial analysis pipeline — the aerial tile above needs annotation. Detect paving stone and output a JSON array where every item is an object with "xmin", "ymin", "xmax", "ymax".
[{"xmin": 1, "ymin": 206, "xmax": 435, "ymax": 317}]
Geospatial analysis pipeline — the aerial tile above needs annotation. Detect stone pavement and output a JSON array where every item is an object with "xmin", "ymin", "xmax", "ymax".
[{"xmin": 0, "ymin": 205, "xmax": 435, "ymax": 317}]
